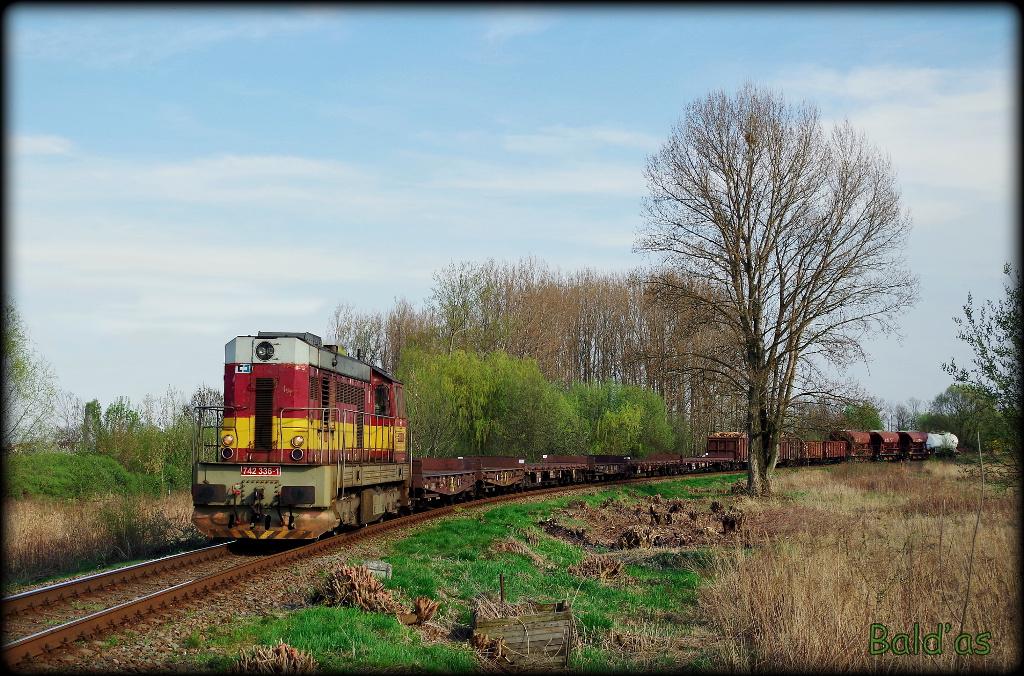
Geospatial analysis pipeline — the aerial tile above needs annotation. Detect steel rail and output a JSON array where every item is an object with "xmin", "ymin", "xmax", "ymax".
[{"xmin": 2, "ymin": 542, "xmax": 233, "ymax": 618}]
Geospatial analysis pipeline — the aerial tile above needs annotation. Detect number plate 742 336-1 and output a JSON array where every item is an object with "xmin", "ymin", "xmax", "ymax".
[{"xmin": 241, "ymin": 465, "xmax": 281, "ymax": 477}]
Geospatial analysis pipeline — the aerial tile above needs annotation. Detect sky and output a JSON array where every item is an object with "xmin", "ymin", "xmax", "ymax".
[{"xmin": 5, "ymin": 4, "xmax": 1019, "ymax": 418}]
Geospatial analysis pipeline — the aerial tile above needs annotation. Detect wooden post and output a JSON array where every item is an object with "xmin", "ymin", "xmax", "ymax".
[{"xmin": 499, "ymin": 573, "xmax": 505, "ymax": 603}]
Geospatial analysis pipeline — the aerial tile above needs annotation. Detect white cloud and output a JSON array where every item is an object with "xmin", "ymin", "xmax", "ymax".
[
  {"xmin": 780, "ymin": 65, "xmax": 1015, "ymax": 199},
  {"xmin": 13, "ymin": 9, "xmax": 342, "ymax": 67},
  {"xmin": 13, "ymin": 152, "xmax": 401, "ymax": 218},
  {"xmin": 11, "ymin": 134, "xmax": 75, "ymax": 155},
  {"xmin": 502, "ymin": 125, "xmax": 662, "ymax": 155},
  {"xmin": 479, "ymin": 11, "xmax": 553, "ymax": 45},
  {"xmin": 428, "ymin": 158, "xmax": 645, "ymax": 195},
  {"xmin": 10, "ymin": 210, "xmax": 410, "ymax": 337}
]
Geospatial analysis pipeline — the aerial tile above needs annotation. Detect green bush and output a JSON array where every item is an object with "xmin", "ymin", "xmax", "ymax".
[
  {"xmin": 565, "ymin": 380, "xmax": 675, "ymax": 456},
  {"xmin": 398, "ymin": 349, "xmax": 674, "ymax": 459},
  {"xmin": 3, "ymin": 453, "xmax": 164, "ymax": 500},
  {"xmin": 398, "ymin": 348, "xmax": 588, "ymax": 460}
]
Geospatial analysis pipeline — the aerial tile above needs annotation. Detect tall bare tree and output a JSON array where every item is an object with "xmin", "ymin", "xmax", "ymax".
[{"xmin": 637, "ymin": 82, "xmax": 918, "ymax": 495}]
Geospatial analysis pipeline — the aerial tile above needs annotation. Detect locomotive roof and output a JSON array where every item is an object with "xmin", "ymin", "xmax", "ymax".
[
  {"xmin": 238, "ymin": 332, "xmax": 401, "ymax": 384},
  {"xmin": 258, "ymin": 331, "xmax": 323, "ymax": 347}
]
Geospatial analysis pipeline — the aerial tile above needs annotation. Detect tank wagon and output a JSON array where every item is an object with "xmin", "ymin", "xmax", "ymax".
[{"xmin": 926, "ymin": 432, "xmax": 959, "ymax": 456}]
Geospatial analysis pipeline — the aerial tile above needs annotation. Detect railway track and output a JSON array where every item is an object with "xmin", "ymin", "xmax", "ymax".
[{"xmin": 2, "ymin": 470, "xmax": 739, "ymax": 669}]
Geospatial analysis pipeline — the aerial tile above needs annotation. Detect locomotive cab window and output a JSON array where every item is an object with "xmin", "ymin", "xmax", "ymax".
[{"xmin": 374, "ymin": 385, "xmax": 391, "ymax": 416}]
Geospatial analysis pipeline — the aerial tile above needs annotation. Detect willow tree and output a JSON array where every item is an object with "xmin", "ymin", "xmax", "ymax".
[{"xmin": 636, "ymin": 82, "xmax": 918, "ymax": 495}]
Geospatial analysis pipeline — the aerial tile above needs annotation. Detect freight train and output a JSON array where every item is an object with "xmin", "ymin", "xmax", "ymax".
[
  {"xmin": 705, "ymin": 429, "xmax": 948, "ymax": 465},
  {"xmin": 191, "ymin": 332, "xmax": 944, "ymax": 541}
]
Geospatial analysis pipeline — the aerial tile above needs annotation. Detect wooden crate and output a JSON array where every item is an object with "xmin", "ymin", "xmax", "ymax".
[{"xmin": 471, "ymin": 600, "xmax": 574, "ymax": 668}]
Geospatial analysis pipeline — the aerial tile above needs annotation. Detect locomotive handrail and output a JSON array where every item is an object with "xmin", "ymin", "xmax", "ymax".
[
  {"xmin": 192, "ymin": 405, "xmax": 238, "ymax": 464},
  {"xmin": 279, "ymin": 407, "xmax": 340, "ymax": 464},
  {"xmin": 277, "ymin": 407, "xmax": 401, "ymax": 465}
]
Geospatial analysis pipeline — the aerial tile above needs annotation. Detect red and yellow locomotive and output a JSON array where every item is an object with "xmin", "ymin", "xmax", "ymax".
[{"xmin": 191, "ymin": 332, "xmax": 409, "ymax": 539}]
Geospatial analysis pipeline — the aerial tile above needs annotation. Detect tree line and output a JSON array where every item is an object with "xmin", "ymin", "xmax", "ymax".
[
  {"xmin": 325, "ymin": 256, "xmax": 929, "ymax": 459},
  {"xmin": 328, "ymin": 257, "xmax": 746, "ymax": 456},
  {"xmin": 2, "ymin": 258, "xmax": 1016, "ymax": 498}
]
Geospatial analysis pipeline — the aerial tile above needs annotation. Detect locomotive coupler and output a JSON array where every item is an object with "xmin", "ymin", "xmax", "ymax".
[{"xmin": 249, "ymin": 487, "xmax": 266, "ymax": 528}]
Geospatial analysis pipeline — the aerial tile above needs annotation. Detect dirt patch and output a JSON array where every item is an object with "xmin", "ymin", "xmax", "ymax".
[{"xmin": 543, "ymin": 492, "xmax": 752, "ymax": 552}]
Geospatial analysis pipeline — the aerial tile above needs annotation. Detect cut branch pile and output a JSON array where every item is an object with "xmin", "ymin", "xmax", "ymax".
[
  {"xmin": 309, "ymin": 565, "xmax": 440, "ymax": 624},
  {"xmin": 538, "ymin": 517, "xmax": 590, "ymax": 546},
  {"xmin": 471, "ymin": 632, "xmax": 509, "ymax": 663},
  {"xmin": 308, "ymin": 564, "xmax": 405, "ymax": 614},
  {"xmin": 230, "ymin": 641, "xmax": 317, "ymax": 674},
  {"xmin": 489, "ymin": 537, "xmax": 545, "ymax": 565},
  {"xmin": 568, "ymin": 554, "xmax": 624, "ymax": 581},
  {"xmin": 721, "ymin": 507, "xmax": 745, "ymax": 533},
  {"xmin": 615, "ymin": 526, "xmax": 656, "ymax": 549},
  {"xmin": 397, "ymin": 596, "xmax": 442, "ymax": 626}
]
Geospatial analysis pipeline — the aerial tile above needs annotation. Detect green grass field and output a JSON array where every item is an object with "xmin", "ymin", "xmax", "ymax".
[{"xmin": 179, "ymin": 472, "xmax": 742, "ymax": 673}]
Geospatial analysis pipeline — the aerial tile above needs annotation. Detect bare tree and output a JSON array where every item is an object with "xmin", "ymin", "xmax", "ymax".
[
  {"xmin": 890, "ymin": 396, "xmax": 924, "ymax": 431},
  {"xmin": 382, "ymin": 297, "xmax": 435, "ymax": 375},
  {"xmin": 327, "ymin": 302, "xmax": 387, "ymax": 366},
  {"xmin": 636, "ymin": 82, "xmax": 918, "ymax": 495},
  {"xmin": 3, "ymin": 297, "xmax": 58, "ymax": 451}
]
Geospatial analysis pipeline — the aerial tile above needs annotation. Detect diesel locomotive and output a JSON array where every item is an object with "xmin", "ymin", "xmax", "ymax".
[{"xmin": 191, "ymin": 332, "xmax": 409, "ymax": 540}]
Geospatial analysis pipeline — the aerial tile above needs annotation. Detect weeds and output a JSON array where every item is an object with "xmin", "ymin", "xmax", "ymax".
[
  {"xmin": 696, "ymin": 461, "xmax": 1020, "ymax": 672},
  {"xmin": 2, "ymin": 491, "xmax": 207, "ymax": 590}
]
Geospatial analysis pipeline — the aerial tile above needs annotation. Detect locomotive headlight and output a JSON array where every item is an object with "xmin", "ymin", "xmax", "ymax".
[
  {"xmin": 221, "ymin": 433, "xmax": 235, "ymax": 446},
  {"xmin": 290, "ymin": 435, "xmax": 305, "ymax": 448},
  {"xmin": 255, "ymin": 341, "xmax": 275, "ymax": 361}
]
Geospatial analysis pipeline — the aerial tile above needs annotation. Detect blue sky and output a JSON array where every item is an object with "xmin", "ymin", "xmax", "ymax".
[{"xmin": 6, "ymin": 5, "xmax": 1018, "ymax": 417}]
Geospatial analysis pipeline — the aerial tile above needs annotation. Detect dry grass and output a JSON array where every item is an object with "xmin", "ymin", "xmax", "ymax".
[
  {"xmin": 230, "ymin": 640, "xmax": 318, "ymax": 674},
  {"xmin": 696, "ymin": 461, "xmax": 1021, "ymax": 672},
  {"xmin": 598, "ymin": 618, "xmax": 688, "ymax": 669},
  {"xmin": 488, "ymin": 537, "xmax": 546, "ymax": 566},
  {"xmin": 470, "ymin": 594, "xmax": 543, "ymax": 621},
  {"xmin": 2, "ymin": 490, "xmax": 206, "ymax": 590}
]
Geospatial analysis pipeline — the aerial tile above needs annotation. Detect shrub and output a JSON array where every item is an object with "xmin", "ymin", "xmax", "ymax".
[{"xmin": 3, "ymin": 452, "xmax": 163, "ymax": 500}]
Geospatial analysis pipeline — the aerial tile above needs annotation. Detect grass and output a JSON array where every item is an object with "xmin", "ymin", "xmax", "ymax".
[
  {"xmin": 697, "ymin": 461, "xmax": 1020, "ymax": 672},
  {"xmin": 208, "ymin": 607, "xmax": 479, "ymax": 673},
  {"xmin": 2, "ymin": 490, "xmax": 208, "ymax": 592},
  {"xmin": 8, "ymin": 462, "xmax": 1017, "ymax": 672},
  {"xmin": 181, "ymin": 472, "xmax": 741, "ymax": 673}
]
